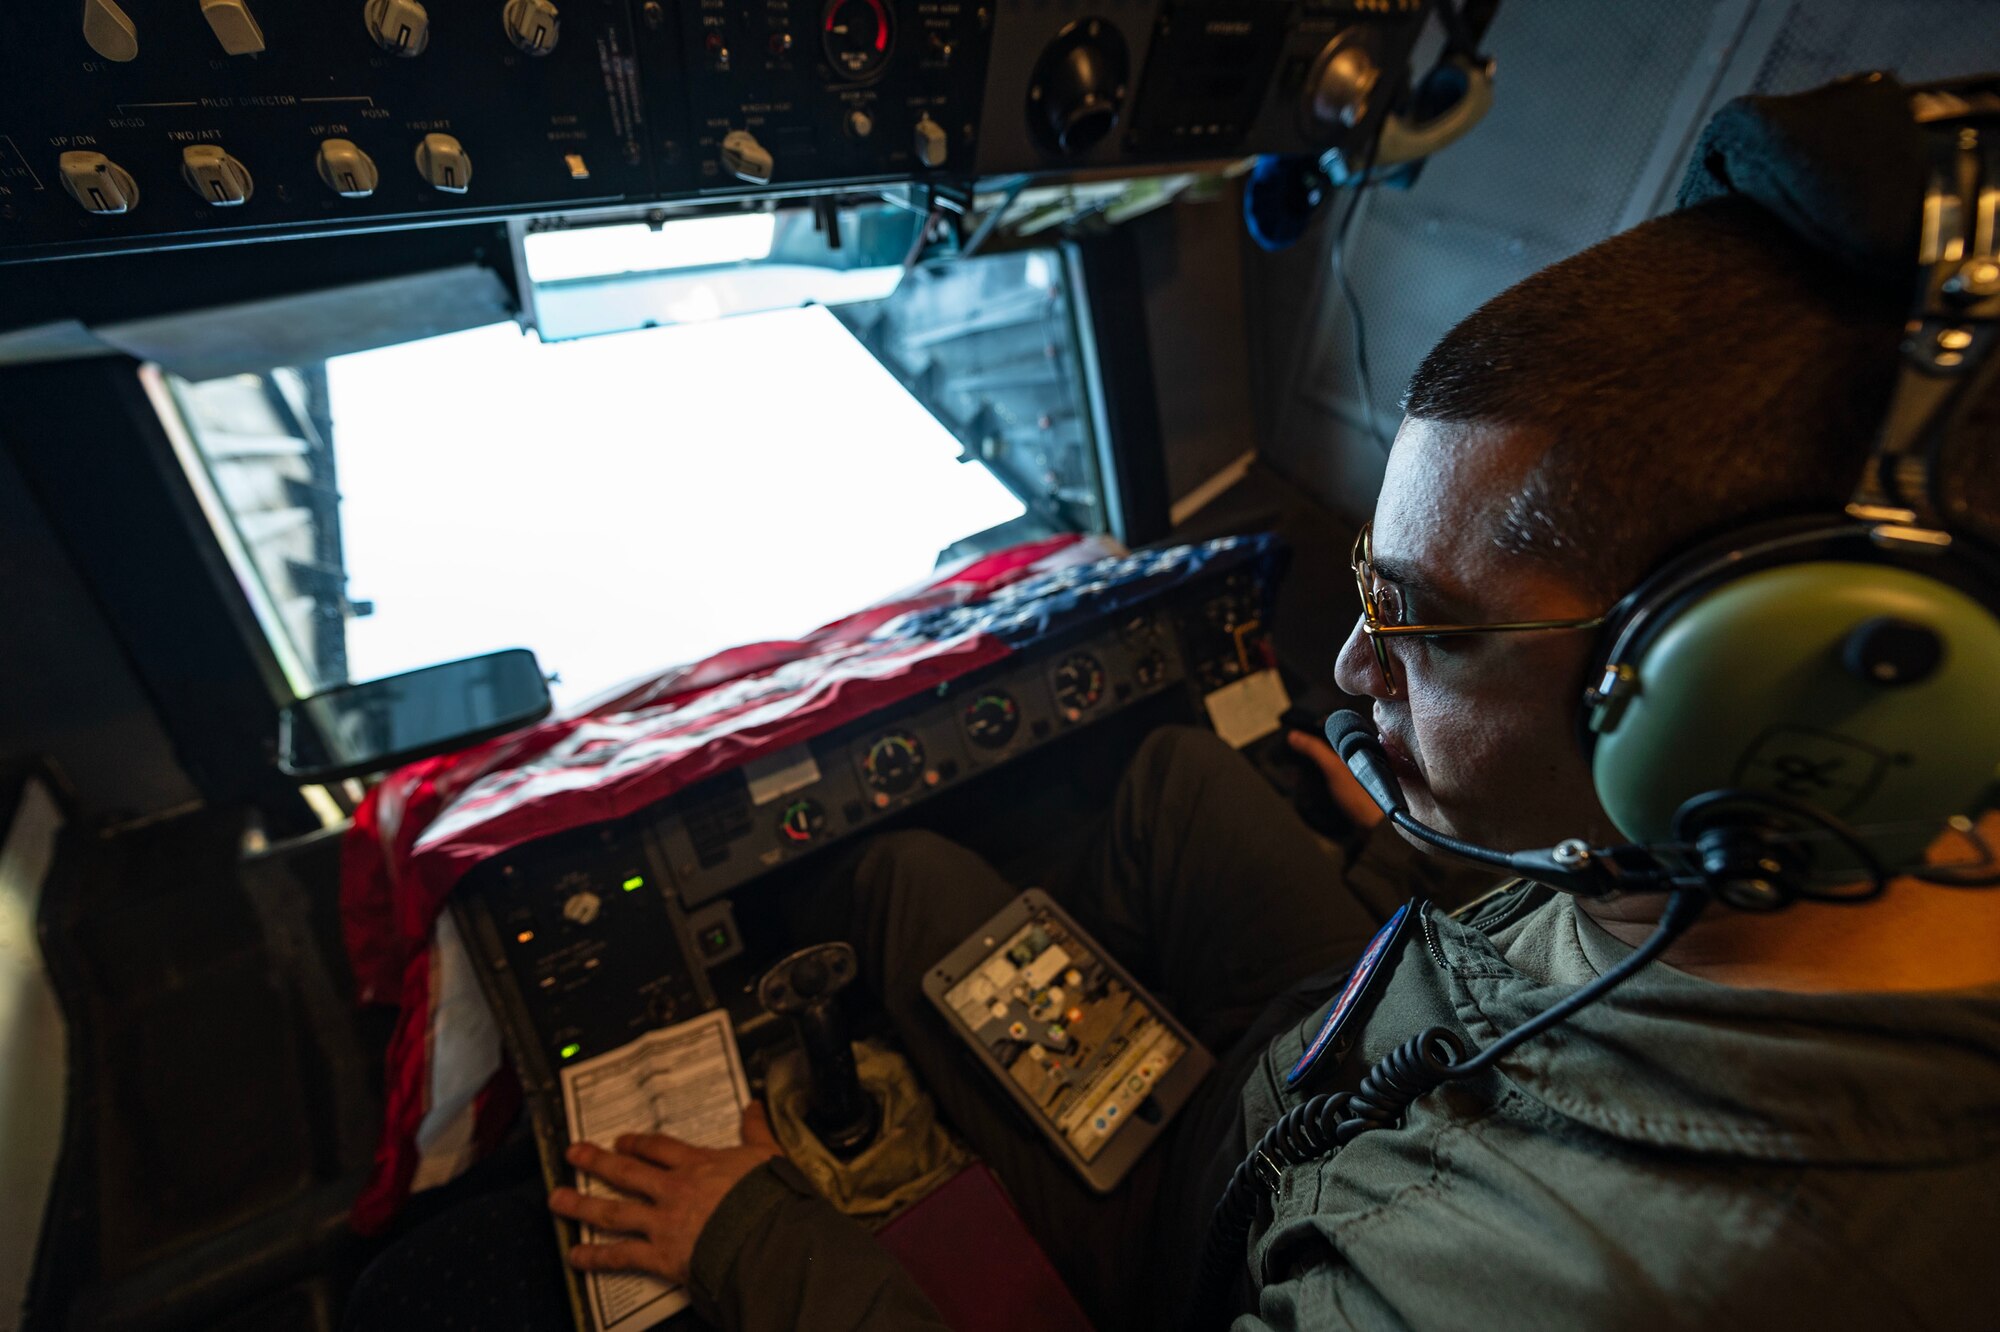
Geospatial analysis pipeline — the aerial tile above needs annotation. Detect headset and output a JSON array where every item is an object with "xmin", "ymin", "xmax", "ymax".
[
  {"xmin": 1341, "ymin": 72, "xmax": 2000, "ymax": 913},
  {"xmin": 1192, "ymin": 74, "xmax": 2000, "ymax": 1323}
]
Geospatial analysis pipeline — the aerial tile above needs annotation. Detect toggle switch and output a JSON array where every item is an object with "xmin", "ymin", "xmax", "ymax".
[
  {"xmin": 316, "ymin": 139, "xmax": 380, "ymax": 197},
  {"xmin": 58, "ymin": 151, "xmax": 139, "ymax": 214},
  {"xmin": 845, "ymin": 109, "xmax": 874, "ymax": 139},
  {"xmin": 200, "ymin": 0, "xmax": 265, "ymax": 54},
  {"xmin": 914, "ymin": 114, "xmax": 947, "ymax": 168},
  {"xmin": 181, "ymin": 144, "xmax": 254, "ymax": 206},
  {"xmin": 501, "ymin": 0, "xmax": 559, "ymax": 54},
  {"xmin": 364, "ymin": 0, "xmax": 429, "ymax": 55},
  {"xmin": 719, "ymin": 129, "xmax": 772, "ymax": 184},
  {"xmin": 81, "ymin": 0, "xmax": 139, "ymax": 61},
  {"xmin": 413, "ymin": 133, "xmax": 471, "ymax": 192}
]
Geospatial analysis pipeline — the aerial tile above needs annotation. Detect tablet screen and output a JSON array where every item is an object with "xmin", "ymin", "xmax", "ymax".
[{"xmin": 940, "ymin": 903, "xmax": 1187, "ymax": 1161}]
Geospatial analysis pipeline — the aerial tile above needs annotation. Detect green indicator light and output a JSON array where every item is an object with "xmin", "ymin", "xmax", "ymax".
[
  {"xmin": 560, "ymin": 1042, "xmax": 581, "ymax": 1060},
  {"xmin": 622, "ymin": 876, "xmax": 644, "ymax": 892}
]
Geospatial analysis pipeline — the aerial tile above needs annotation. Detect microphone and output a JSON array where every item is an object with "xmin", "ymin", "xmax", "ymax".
[
  {"xmin": 1322, "ymin": 709, "xmax": 1409, "ymax": 817},
  {"xmin": 1321, "ymin": 710, "xmax": 1664, "ymax": 898}
]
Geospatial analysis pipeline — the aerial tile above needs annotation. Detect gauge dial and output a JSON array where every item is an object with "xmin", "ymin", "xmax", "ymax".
[
  {"xmin": 1118, "ymin": 612, "xmax": 1161, "ymax": 647},
  {"xmin": 1134, "ymin": 648, "xmax": 1168, "ymax": 689},
  {"xmin": 1053, "ymin": 652, "xmax": 1106, "ymax": 719},
  {"xmin": 963, "ymin": 692, "xmax": 1021, "ymax": 749},
  {"xmin": 776, "ymin": 797, "xmax": 827, "ymax": 845},
  {"xmin": 863, "ymin": 730, "xmax": 926, "ymax": 797},
  {"xmin": 822, "ymin": 0, "xmax": 893, "ymax": 81}
]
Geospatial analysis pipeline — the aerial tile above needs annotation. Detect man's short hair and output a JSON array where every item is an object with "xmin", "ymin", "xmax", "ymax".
[{"xmin": 1401, "ymin": 197, "xmax": 1907, "ymax": 601}]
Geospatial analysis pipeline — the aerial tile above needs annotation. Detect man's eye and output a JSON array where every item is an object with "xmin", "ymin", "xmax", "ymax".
[{"xmin": 1376, "ymin": 585, "xmax": 1407, "ymax": 626}]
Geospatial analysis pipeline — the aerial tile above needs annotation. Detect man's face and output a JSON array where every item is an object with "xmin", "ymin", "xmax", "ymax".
[{"xmin": 1333, "ymin": 417, "xmax": 1619, "ymax": 852}]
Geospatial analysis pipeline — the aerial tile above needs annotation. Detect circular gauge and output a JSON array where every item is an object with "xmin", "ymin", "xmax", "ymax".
[
  {"xmin": 863, "ymin": 730, "xmax": 926, "ymax": 797},
  {"xmin": 822, "ymin": 0, "xmax": 893, "ymax": 82},
  {"xmin": 1053, "ymin": 652, "xmax": 1106, "ymax": 718},
  {"xmin": 963, "ymin": 692, "xmax": 1021, "ymax": 749},
  {"xmin": 776, "ymin": 797, "xmax": 827, "ymax": 845},
  {"xmin": 1118, "ymin": 612, "xmax": 1161, "ymax": 647},
  {"xmin": 1133, "ymin": 649, "xmax": 1168, "ymax": 689}
]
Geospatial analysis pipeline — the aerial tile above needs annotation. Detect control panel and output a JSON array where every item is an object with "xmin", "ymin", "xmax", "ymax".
[
  {"xmin": 454, "ymin": 552, "xmax": 1277, "ymax": 1072},
  {"xmin": 0, "ymin": 0, "xmax": 1440, "ymax": 259},
  {"xmin": 457, "ymin": 824, "xmax": 712, "ymax": 1066},
  {"xmin": 656, "ymin": 606, "xmax": 1192, "ymax": 906},
  {"xmin": 0, "ymin": 0, "xmax": 654, "ymax": 254},
  {"xmin": 650, "ymin": 0, "xmax": 992, "ymax": 190}
]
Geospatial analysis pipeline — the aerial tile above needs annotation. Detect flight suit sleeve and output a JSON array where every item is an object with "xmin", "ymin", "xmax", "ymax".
[{"xmin": 688, "ymin": 1159, "xmax": 950, "ymax": 1332}]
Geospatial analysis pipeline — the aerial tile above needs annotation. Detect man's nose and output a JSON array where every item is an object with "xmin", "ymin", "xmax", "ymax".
[{"xmin": 1333, "ymin": 615, "xmax": 1392, "ymax": 701}]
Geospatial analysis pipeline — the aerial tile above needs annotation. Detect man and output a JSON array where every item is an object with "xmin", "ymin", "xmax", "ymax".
[{"xmin": 540, "ymin": 98, "xmax": 2000, "ymax": 1328}]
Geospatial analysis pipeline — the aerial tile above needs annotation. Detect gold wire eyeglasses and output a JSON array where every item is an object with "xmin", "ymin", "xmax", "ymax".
[{"xmin": 1351, "ymin": 522, "xmax": 1608, "ymax": 696}]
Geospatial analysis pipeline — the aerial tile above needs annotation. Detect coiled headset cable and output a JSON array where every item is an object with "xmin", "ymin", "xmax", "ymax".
[{"xmin": 1187, "ymin": 888, "xmax": 1708, "ymax": 1326}]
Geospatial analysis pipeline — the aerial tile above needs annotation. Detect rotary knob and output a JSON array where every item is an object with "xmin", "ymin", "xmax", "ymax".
[
  {"xmin": 502, "ymin": 0, "xmax": 559, "ymax": 54},
  {"xmin": 913, "ymin": 114, "xmax": 947, "ymax": 168},
  {"xmin": 413, "ymin": 133, "xmax": 471, "ymax": 192},
  {"xmin": 181, "ymin": 144, "xmax": 254, "ymax": 206},
  {"xmin": 720, "ymin": 129, "xmax": 773, "ymax": 184},
  {"xmin": 316, "ymin": 139, "xmax": 380, "ymax": 197},
  {"xmin": 58, "ymin": 151, "xmax": 140, "ymax": 214},
  {"xmin": 1026, "ymin": 18, "xmax": 1129, "ymax": 157},
  {"xmin": 200, "ymin": 0, "xmax": 266, "ymax": 54},
  {"xmin": 364, "ymin": 0, "xmax": 429, "ymax": 55},
  {"xmin": 81, "ymin": 0, "xmax": 139, "ymax": 61}
]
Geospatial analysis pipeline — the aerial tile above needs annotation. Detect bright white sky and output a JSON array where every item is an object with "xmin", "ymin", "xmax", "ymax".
[{"xmin": 324, "ymin": 308, "xmax": 1025, "ymax": 708}]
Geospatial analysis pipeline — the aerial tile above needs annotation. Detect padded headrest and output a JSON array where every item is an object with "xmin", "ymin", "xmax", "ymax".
[{"xmin": 1675, "ymin": 72, "xmax": 1928, "ymax": 293}]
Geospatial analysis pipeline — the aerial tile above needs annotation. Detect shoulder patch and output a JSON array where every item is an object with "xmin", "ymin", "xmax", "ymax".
[{"xmin": 1285, "ymin": 900, "xmax": 1414, "ymax": 1088}]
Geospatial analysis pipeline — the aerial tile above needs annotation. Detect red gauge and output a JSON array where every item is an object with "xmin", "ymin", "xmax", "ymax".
[
  {"xmin": 822, "ymin": 0, "xmax": 892, "ymax": 81},
  {"xmin": 963, "ymin": 692, "xmax": 1021, "ymax": 749},
  {"xmin": 777, "ymin": 797, "xmax": 827, "ymax": 844},
  {"xmin": 863, "ymin": 730, "xmax": 925, "ymax": 797},
  {"xmin": 1053, "ymin": 653, "xmax": 1106, "ymax": 719}
]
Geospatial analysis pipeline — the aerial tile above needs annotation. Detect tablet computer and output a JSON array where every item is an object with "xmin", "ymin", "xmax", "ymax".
[{"xmin": 922, "ymin": 889, "xmax": 1213, "ymax": 1193}]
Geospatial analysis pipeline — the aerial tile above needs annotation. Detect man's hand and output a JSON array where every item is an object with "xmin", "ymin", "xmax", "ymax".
[
  {"xmin": 1286, "ymin": 729, "xmax": 1387, "ymax": 832},
  {"xmin": 549, "ymin": 1102, "xmax": 783, "ymax": 1285}
]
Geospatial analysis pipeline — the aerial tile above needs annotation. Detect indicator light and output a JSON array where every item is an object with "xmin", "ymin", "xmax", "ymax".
[
  {"xmin": 517, "ymin": 930, "xmax": 535, "ymax": 943},
  {"xmin": 560, "ymin": 1042, "xmax": 581, "ymax": 1059},
  {"xmin": 623, "ymin": 875, "xmax": 644, "ymax": 892}
]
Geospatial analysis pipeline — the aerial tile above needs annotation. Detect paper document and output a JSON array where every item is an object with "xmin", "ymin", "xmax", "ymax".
[
  {"xmin": 1204, "ymin": 668, "xmax": 1291, "ymax": 749},
  {"xmin": 559, "ymin": 1009, "xmax": 750, "ymax": 1332}
]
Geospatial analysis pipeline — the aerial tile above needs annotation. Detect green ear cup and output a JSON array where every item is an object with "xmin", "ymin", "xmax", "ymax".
[{"xmin": 1591, "ymin": 562, "xmax": 2000, "ymax": 867}]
